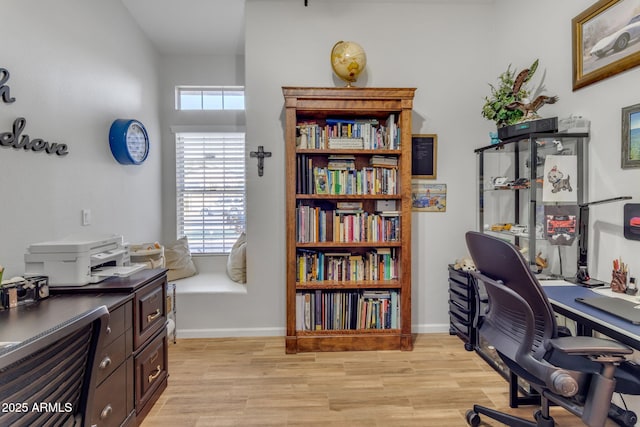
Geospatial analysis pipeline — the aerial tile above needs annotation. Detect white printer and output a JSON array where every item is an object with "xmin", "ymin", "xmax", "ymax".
[{"xmin": 24, "ymin": 233, "xmax": 143, "ymax": 286}]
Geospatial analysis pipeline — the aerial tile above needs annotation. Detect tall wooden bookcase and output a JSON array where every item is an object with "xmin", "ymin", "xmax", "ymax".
[{"xmin": 283, "ymin": 87, "xmax": 415, "ymax": 353}]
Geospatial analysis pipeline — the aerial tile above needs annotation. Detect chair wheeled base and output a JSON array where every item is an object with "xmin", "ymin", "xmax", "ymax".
[{"xmin": 466, "ymin": 396, "xmax": 555, "ymax": 427}]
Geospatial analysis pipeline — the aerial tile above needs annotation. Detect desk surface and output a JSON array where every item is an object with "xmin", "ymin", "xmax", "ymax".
[
  {"xmin": 542, "ymin": 282, "xmax": 640, "ymax": 350},
  {"xmin": 51, "ymin": 268, "xmax": 167, "ymax": 294},
  {"xmin": 0, "ymin": 293, "xmax": 129, "ymax": 345}
]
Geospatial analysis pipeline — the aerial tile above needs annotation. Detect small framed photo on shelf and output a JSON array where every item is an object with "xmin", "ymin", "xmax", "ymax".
[
  {"xmin": 411, "ymin": 180, "xmax": 446, "ymax": 212},
  {"xmin": 622, "ymin": 102, "xmax": 640, "ymax": 169},
  {"xmin": 411, "ymin": 134, "xmax": 437, "ymax": 179}
]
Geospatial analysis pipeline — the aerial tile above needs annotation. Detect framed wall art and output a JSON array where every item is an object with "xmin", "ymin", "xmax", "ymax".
[
  {"xmin": 411, "ymin": 134, "xmax": 437, "ymax": 179},
  {"xmin": 622, "ymin": 102, "xmax": 640, "ymax": 168},
  {"xmin": 411, "ymin": 181, "xmax": 446, "ymax": 212},
  {"xmin": 572, "ymin": 0, "xmax": 640, "ymax": 91}
]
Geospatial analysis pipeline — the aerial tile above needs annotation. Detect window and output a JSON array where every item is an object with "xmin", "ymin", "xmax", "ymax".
[
  {"xmin": 175, "ymin": 86, "xmax": 245, "ymax": 111},
  {"xmin": 176, "ymin": 132, "xmax": 246, "ymax": 254}
]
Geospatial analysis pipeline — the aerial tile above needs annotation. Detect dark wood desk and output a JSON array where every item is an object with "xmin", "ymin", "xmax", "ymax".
[
  {"xmin": 0, "ymin": 268, "xmax": 168, "ymax": 427},
  {"xmin": 0, "ymin": 293, "xmax": 128, "ymax": 344},
  {"xmin": 52, "ymin": 268, "xmax": 169, "ymax": 425}
]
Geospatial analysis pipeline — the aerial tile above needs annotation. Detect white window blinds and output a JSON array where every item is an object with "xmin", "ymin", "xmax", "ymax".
[{"xmin": 176, "ymin": 132, "xmax": 246, "ymax": 254}]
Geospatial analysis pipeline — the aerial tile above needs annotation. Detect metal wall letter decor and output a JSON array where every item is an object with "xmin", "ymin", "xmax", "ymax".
[
  {"xmin": 0, "ymin": 68, "xmax": 15, "ymax": 104},
  {"xmin": 0, "ymin": 117, "xmax": 69, "ymax": 156},
  {"xmin": 0, "ymin": 68, "xmax": 69, "ymax": 157}
]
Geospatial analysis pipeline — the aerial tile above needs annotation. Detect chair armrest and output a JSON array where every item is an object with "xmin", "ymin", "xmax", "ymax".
[{"xmin": 546, "ymin": 336, "xmax": 633, "ymax": 357}]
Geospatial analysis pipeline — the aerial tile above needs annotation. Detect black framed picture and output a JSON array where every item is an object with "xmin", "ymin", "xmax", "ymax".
[
  {"xmin": 411, "ymin": 134, "xmax": 437, "ymax": 179},
  {"xmin": 624, "ymin": 203, "xmax": 640, "ymax": 240}
]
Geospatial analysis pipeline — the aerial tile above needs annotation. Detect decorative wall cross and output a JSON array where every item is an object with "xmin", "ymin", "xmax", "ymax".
[{"xmin": 249, "ymin": 145, "xmax": 272, "ymax": 177}]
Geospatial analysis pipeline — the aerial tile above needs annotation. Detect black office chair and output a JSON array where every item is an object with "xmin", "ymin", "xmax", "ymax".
[
  {"xmin": 465, "ymin": 231, "xmax": 640, "ymax": 427},
  {"xmin": 0, "ymin": 305, "xmax": 109, "ymax": 427}
]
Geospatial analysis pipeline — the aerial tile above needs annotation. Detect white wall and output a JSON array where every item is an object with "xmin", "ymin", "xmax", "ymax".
[
  {"xmin": 239, "ymin": 0, "xmax": 640, "ymax": 336},
  {"xmin": 2, "ymin": 0, "xmax": 638, "ymax": 337},
  {"xmin": 0, "ymin": 0, "xmax": 162, "ymax": 277},
  {"xmin": 493, "ymin": 0, "xmax": 640, "ymax": 285},
  {"xmin": 244, "ymin": 0, "xmax": 496, "ymax": 334}
]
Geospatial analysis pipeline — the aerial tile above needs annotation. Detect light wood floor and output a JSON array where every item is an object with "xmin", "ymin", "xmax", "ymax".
[{"xmin": 141, "ymin": 333, "xmax": 610, "ymax": 426}]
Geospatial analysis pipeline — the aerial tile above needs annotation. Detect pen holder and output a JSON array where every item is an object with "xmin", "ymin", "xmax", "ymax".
[{"xmin": 611, "ymin": 270, "xmax": 628, "ymax": 293}]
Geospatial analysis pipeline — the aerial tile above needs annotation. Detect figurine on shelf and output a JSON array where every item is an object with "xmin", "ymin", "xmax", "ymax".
[
  {"xmin": 535, "ymin": 252, "xmax": 548, "ymax": 271},
  {"xmin": 506, "ymin": 95, "xmax": 559, "ymax": 122},
  {"xmin": 505, "ymin": 60, "xmax": 558, "ymax": 122}
]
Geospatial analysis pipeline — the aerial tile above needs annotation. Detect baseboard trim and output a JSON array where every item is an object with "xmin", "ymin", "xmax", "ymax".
[
  {"xmin": 412, "ymin": 323, "xmax": 450, "ymax": 334},
  {"xmin": 176, "ymin": 327, "xmax": 285, "ymax": 339},
  {"xmin": 176, "ymin": 324, "xmax": 450, "ymax": 339}
]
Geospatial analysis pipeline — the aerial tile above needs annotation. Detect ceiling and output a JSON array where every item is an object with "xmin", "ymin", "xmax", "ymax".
[
  {"xmin": 121, "ymin": 0, "xmax": 245, "ymax": 55},
  {"xmin": 120, "ymin": 0, "xmax": 493, "ymax": 56}
]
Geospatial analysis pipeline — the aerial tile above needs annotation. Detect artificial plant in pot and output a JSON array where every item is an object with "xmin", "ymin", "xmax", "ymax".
[{"xmin": 481, "ymin": 59, "xmax": 538, "ymax": 128}]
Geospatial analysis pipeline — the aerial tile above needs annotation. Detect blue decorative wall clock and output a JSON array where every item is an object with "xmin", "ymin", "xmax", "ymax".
[{"xmin": 109, "ymin": 119, "xmax": 149, "ymax": 165}]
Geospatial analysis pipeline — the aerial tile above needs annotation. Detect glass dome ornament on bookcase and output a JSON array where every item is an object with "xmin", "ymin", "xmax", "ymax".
[{"xmin": 330, "ymin": 41, "xmax": 367, "ymax": 87}]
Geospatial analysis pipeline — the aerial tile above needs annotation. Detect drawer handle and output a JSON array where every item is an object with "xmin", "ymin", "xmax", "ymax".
[
  {"xmin": 99, "ymin": 356, "xmax": 112, "ymax": 370},
  {"xmin": 147, "ymin": 309, "xmax": 161, "ymax": 323},
  {"xmin": 148, "ymin": 365, "xmax": 162, "ymax": 383},
  {"xmin": 100, "ymin": 404, "xmax": 112, "ymax": 420}
]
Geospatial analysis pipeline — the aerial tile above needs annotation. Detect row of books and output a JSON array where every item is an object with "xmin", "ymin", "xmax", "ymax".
[
  {"xmin": 295, "ymin": 289, "xmax": 400, "ymax": 331},
  {"xmin": 297, "ymin": 155, "xmax": 399, "ymax": 195},
  {"xmin": 297, "ymin": 248, "xmax": 398, "ymax": 282},
  {"xmin": 313, "ymin": 166, "xmax": 397, "ymax": 195},
  {"xmin": 296, "ymin": 205, "xmax": 400, "ymax": 243},
  {"xmin": 328, "ymin": 154, "xmax": 398, "ymax": 170},
  {"xmin": 296, "ymin": 116, "xmax": 400, "ymax": 150}
]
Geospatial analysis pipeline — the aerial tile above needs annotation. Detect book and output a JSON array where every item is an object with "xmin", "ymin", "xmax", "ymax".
[
  {"xmin": 328, "ymin": 138, "xmax": 364, "ymax": 149},
  {"xmin": 370, "ymin": 155, "xmax": 398, "ymax": 167},
  {"xmin": 337, "ymin": 201, "xmax": 363, "ymax": 210},
  {"xmin": 375, "ymin": 200, "xmax": 396, "ymax": 211},
  {"xmin": 314, "ymin": 167, "xmax": 328, "ymax": 194},
  {"xmin": 328, "ymin": 154, "xmax": 356, "ymax": 170}
]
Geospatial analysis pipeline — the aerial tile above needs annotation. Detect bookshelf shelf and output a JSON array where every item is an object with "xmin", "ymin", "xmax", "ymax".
[
  {"xmin": 296, "ymin": 329, "xmax": 400, "ymax": 336},
  {"xmin": 296, "ymin": 280, "xmax": 402, "ymax": 290},
  {"xmin": 296, "ymin": 194, "xmax": 402, "ymax": 200},
  {"xmin": 284, "ymin": 86, "xmax": 415, "ymax": 353},
  {"xmin": 296, "ymin": 241, "xmax": 402, "ymax": 248},
  {"xmin": 296, "ymin": 149, "xmax": 400, "ymax": 155}
]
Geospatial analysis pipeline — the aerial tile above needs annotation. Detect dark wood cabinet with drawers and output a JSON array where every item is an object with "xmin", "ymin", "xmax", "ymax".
[
  {"xmin": 92, "ymin": 300, "xmax": 135, "ymax": 426},
  {"xmin": 448, "ymin": 265, "xmax": 477, "ymax": 351},
  {"xmin": 52, "ymin": 268, "xmax": 168, "ymax": 426}
]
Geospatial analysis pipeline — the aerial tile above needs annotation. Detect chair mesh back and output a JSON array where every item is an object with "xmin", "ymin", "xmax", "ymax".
[
  {"xmin": 0, "ymin": 306, "xmax": 107, "ymax": 427},
  {"xmin": 466, "ymin": 232, "xmax": 557, "ymax": 361},
  {"xmin": 0, "ymin": 324, "xmax": 92, "ymax": 426}
]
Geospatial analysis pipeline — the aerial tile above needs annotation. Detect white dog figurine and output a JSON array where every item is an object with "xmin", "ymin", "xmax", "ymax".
[{"xmin": 454, "ymin": 257, "xmax": 476, "ymax": 272}]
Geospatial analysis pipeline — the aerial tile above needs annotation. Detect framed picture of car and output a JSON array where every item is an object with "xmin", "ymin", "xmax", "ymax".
[
  {"xmin": 621, "ymin": 102, "xmax": 640, "ymax": 168},
  {"xmin": 572, "ymin": 0, "xmax": 640, "ymax": 90}
]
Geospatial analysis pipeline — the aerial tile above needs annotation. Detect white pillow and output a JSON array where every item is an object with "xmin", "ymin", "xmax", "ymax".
[
  {"xmin": 164, "ymin": 236, "xmax": 197, "ymax": 281},
  {"xmin": 227, "ymin": 232, "xmax": 246, "ymax": 283}
]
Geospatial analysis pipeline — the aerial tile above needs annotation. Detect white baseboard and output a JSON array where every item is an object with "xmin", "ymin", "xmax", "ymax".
[
  {"xmin": 176, "ymin": 324, "xmax": 450, "ymax": 339},
  {"xmin": 176, "ymin": 326, "xmax": 285, "ymax": 339},
  {"xmin": 411, "ymin": 323, "xmax": 450, "ymax": 334}
]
